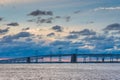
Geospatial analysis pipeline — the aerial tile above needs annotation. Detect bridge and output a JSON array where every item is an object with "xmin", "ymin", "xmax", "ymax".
[{"xmin": 0, "ymin": 53, "xmax": 120, "ymax": 63}]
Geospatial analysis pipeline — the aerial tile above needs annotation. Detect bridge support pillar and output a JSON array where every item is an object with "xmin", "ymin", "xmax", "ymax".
[
  {"xmin": 71, "ymin": 54, "xmax": 77, "ymax": 63},
  {"xmin": 83, "ymin": 57, "xmax": 86, "ymax": 62},
  {"xmin": 59, "ymin": 55, "xmax": 62, "ymax": 62},
  {"xmin": 102, "ymin": 57, "xmax": 104, "ymax": 62},
  {"xmin": 50, "ymin": 56, "xmax": 52, "ymax": 62},
  {"xmin": 116, "ymin": 57, "xmax": 119, "ymax": 62},
  {"xmin": 36, "ymin": 57, "xmax": 38, "ymax": 63},
  {"xmin": 27, "ymin": 57, "xmax": 31, "ymax": 63},
  {"xmin": 110, "ymin": 57, "xmax": 113, "ymax": 62},
  {"xmin": 89, "ymin": 57, "xmax": 92, "ymax": 62},
  {"xmin": 96, "ymin": 57, "xmax": 99, "ymax": 62}
]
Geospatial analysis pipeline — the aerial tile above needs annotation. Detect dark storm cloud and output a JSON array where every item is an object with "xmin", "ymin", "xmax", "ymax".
[
  {"xmin": 70, "ymin": 29, "xmax": 96, "ymax": 36},
  {"xmin": 47, "ymin": 33, "xmax": 55, "ymax": 37},
  {"xmin": 0, "ymin": 27, "xmax": 9, "ymax": 35},
  {"xmin": 51, "ymin": 25, "xmax": 63, "ymax": 32},
  {"xmin": 104, "ymin": 23, "xmax": 120, "ymax": 31},
  {"xmin": 28, "ymin": 10, "xmax": 53, "ymax": 16},
  {"xmin": 65, "ymin": 34, "xmax": 79, "ymax": 39},
  {"xmin": 7, "ymin": 22, "xmax": 19, "ymax": 26}
]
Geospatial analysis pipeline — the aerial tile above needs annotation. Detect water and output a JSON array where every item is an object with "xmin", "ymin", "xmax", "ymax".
[{"xmin": 0, "ymin": 63, "xmax": 120, "ymax": 80}]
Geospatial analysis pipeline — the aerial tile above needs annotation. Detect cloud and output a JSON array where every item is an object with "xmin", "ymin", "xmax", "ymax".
[
  {"xmin": 28, "ymin": 10, "xmax": 71, "ymax": 25},
  {"xmin": 7, "ymin": 22, "xmax": 19, "ymax": 26},
  {"xmin": 49, "ymin": 40, "xmax": 87, "ymax": 54},
  {"xmin": 0, "ymin": 31, "xmax": 119, "ymax": 58},
  {"xmin": 22, "ymin": 27, "xmax": 30, "ymax": 31},
  {"xmin": 25, "ymin": 38, "xmax": 32, "ymax": 42},
  {"xmin": 83, "ymin": 35, "xmax": 115, "ymax": 50},
  {"xmin": 47, "ymin": 33, "xmax": 55, "ymax": 37},
  {"xmin": 86, "ymin": 21, "xmax": 94, "ymax": 24},
  {"xmin": 0, "ymin": 27, "xmax": 9, "ymax": 35},
  {"xmin": 37, "ymin": 17, "xmax": 53, "ymax": 24},
  {"xmin": 55, "ymin": 16, "xmax": 61, "ymax": 19},
  {"xmin": 83, "ymin": 35, "xmax": 107, "ymax": 41},
  {"xmin": 94, "ymin": 7, "xmax": 120, "ymax": 11},
  {"xmin": 111, "ymin": 31, "xmax": 120, "ymax": 35},
  {"xmin": 50, "ymin": 40, "xmax": 83, "ymax": 48},
  {"xmin": 74, "ymin": 10, "xmax": 81, "ymax": 14},
  {"xmin": 70, "ymin": 29, "xmax": 96, "ymax": 36},
  {"xmin": 0, "ymin": 31, "xmax": 53, "ymax": 57},
  {"xmin": 65, "ymin": 34, "xmax": 79, "ymax": 39},
  {"xmin": 50, "ymin": 40, "xmax": 71, "ymax": 46},
  {"xmin": 95, "ymin": 40, "xmax": 114, "ymax": 50},
  {"xmin": 0, "ymin": 17, "xmax": 3, "ymax": 21},
  {"xmin": 103, "ymin": 23, "xmax": 120, "ymax": 31},
  {"xmin": 64, "ymin": 16, "xmax": 71, "ymax": 22},
  {"xmin": 55, "ymin": 16, "xmax": 71, "ymax": 22},
  {"xmin": 0, "ymin": 41, "xmax": 39, "ymax": 58},
  {"xmin": 28, "ymin": 10, "xmax": 53, "ymax": 16},
  {"xmin": 1, "ymin": 32, "xmax": 33, "ymax": 42},
  {"xmin": 13, "ymin": 32, "xmax": 32, "ymax": 39},
  {"xmin": 28, "ymin": 16, "xmax": 53, "ymax": 25},
  {"xmin": 14, "ymin": 32, "xmax": 31, "ymax": 38},
  {"xmin": 51, "ymin": 25, "xmax": 63, "ymax": 32},
  {"xmin": 27, "ymin": 19, "xmax": 35, "ymax": 22}
]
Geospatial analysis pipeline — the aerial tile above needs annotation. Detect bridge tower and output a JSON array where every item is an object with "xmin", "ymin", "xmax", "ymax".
[
  {"xmin": 35, "ymin": 50, "xmax": 39, "ymax": 63},
  {"xmin": 27, "ymin": 57, "xmax": 31, "ymax": 63},
  {"xmin": 71, "ymin": 54, "xmax": 77, "ymax": 63},
  {"xmin": 102, "ymin": 57, "xmax": 105, "ymax": 62},
  {"xmin": 58, "ymin": 47, "xmax": 62, "ymax": 62}
]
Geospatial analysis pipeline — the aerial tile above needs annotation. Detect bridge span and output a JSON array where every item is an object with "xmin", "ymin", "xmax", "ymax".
[{"xmin": 0, "ymin": 54, "xmax": 120, "ymax": 63}]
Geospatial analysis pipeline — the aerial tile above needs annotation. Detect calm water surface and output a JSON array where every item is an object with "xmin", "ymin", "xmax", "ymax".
[{"xmin": 0, "ymin": 63, "xmax": 120, "ymax": 80}]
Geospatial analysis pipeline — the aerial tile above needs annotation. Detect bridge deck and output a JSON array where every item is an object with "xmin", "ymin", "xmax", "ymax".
[{"xmin": 0, "ymin": 54, "xmax": 120, "ymax": 63}]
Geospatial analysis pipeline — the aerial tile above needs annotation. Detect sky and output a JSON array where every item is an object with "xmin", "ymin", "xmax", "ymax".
[{"xmin": 0, "ymin": 0, "xmax": 120, "ymax": 58}]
